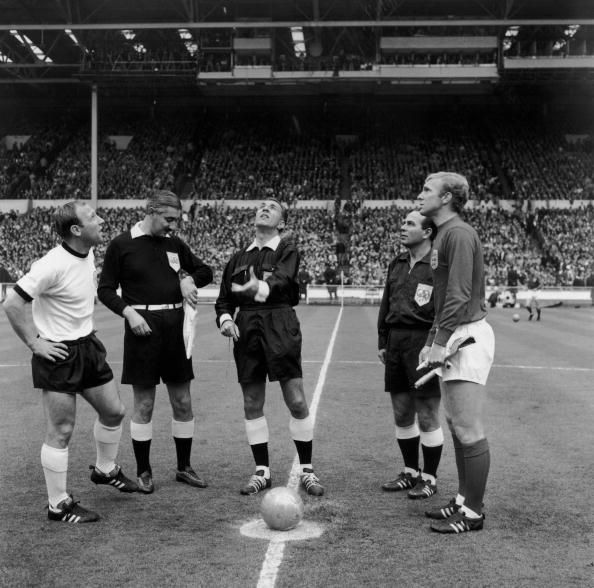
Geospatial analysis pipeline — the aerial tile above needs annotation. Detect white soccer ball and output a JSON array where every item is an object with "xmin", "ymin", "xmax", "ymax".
[{"xmin": 260, "ymin": 487, "xmax": 304, "ymax": 531}]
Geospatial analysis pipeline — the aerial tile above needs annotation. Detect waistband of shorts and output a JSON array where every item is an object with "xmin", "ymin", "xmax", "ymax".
[
  {"xmin": 43, "ymin": 331, "xmax": 96, "ymax": 345},
  {"xmin": 130, "ymin": 302, "xmax": 183, "ymax": 311},
  {"xmin": 389, "ymin": 324, "xmax": 431, "ymax": 331},
  {"xmin": 239, "ymin": 304, "xmax": 292, "ymax": 312}
]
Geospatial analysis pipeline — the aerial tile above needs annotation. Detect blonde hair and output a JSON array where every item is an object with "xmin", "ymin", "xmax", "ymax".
[{"xmin": 426, "ymin": 172, "xmax": 469, "ymax": 214}]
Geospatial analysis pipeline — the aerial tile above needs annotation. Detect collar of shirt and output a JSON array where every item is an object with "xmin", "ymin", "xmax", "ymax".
[
  {"xmin": 397, "ymin": 250, "xmax": 431, "ymax": 264},
  {"xmin": 130, "ymin": 221, "xmax": 171, "ymax": 239},
  {"xmin": 246, "ymin": 234, "xmax": 281, "ymax": 252},
  {"xmin": 130, "ymin": 222, "xmax": 147, "ymax": 239}
]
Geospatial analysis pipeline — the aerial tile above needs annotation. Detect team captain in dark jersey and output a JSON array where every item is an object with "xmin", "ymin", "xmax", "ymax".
[
  {"xmin": 417, "ymin": 172, "xmax": 495, "ymax": 534},
  {"xmin": 215, "ymin": 197, "xmax": 325, "ymax": 497},
  {"xmin": 98, "ymin": 190, "xmax": 213, "ymax": 494}
]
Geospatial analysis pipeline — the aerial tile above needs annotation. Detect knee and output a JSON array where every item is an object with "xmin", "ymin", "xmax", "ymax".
[
  {"xmin": 48, "ymin": 421, "xmax": 75, "ymax": 447},
  {"xmin": 101, "ymin": 402, "xmax": 126, "ymax": 427},
  {"xmin": 286, "ymin": 397, "xmax": 309, "ymax": 418},
  {"xmin": 171, "ymin": 394, "xmax": 193, "ymax": 419}
]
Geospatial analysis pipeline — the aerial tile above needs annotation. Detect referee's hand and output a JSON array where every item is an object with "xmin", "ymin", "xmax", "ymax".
[
  {"xmin": 220, "ymin": 319, "xmax": 239, "ymax": 342},
  {"xmin": 123, "ymin": 307, "xmax": 152, "ymax": 337}
]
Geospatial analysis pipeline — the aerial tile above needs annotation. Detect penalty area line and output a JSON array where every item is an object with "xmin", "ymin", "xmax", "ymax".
[{"xmin": 255, "ymin": 306, "xmax": 344, "ymax": 588}]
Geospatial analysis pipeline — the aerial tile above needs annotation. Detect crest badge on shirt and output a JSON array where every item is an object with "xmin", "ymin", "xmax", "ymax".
[
  {"xmin": 430, "ymin": 249, "xmax": 438, "ymax": 270},
  {"xmin": 415, "ymin": 283, "xmax": 433, "ymax": 307},
  {"xmin": 167, "ymin": 252, "xmax": 181, "ymax": 273}
]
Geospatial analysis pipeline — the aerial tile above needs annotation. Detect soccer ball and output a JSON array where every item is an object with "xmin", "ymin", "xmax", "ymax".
[
  {"xmin": 260, "ymin": 487, "xmax": 304, "ymax": 531},
  {"xmin": 512, "ymin": 313, "xmax": 520, "ymax": 322}
]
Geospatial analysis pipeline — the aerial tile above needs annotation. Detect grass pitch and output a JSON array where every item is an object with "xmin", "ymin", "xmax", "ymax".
[{"xmin": 0, "ymin": 303, "xmax": 593, "ymax": 587}]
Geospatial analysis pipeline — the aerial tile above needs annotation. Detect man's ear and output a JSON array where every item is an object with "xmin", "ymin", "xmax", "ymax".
[{"xmin": 70, "ymin": 224, "xmax": 82, "ymax": 237}]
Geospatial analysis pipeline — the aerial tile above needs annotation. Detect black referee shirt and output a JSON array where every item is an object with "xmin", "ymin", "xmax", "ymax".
[
  {"xmin": 98, "ymin": 229, "xmax": 213, "ymax": 316},
  {"xmin": 377, "ymin": 250, "xmax": 434, "ymax": 350}
]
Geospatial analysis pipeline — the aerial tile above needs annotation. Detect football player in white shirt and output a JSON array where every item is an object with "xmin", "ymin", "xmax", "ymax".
[{"xmin": 3, "ymin": 201, "xmax": 138, "ymax": 524}]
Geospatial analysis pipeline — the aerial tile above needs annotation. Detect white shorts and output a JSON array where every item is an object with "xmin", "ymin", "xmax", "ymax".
[{"xmin": 436, "ymin": 318, "xmax": 495, "ymax": 385}]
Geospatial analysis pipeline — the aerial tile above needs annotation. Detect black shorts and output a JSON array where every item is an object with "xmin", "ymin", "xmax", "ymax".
[
  {"xmin": 233, "ymin": 307, "xmax": 303, "ymax": 384},
  {"xmin": 122, "ymin": 308, "xmax": 194, "ymax": 386},
  {"xmin": 384, "ymin": 328, "xmax": 440, "ymax": 398},
  {"xmin": 32, "ymin": 332, "xmax": 114, "ymax": 394}
]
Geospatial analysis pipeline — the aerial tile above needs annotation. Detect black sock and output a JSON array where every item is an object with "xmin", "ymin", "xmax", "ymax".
[
  {"xmin": 462, "ymin": 438, "xmax": 490, "ymax": 514},
  {"xmin": 397, "ymin": 436, "xmax": 420, "ymax": 472},
  {"xmin": 250, "ymin": 442, "xmax": 270, "ymax": 470},
  {"xmin": 451, "ymin": 432, "xmax": 466, "ymax": 497},
  {"xmin": 294, "ymin": 440, "xmax": 313, "ymax": 466},
  {"xmin": 132, "ymin": 439, "xmax": 151, "ymax": 477},
  {"xmin": 421, "ymin": 443, "xmax": 443, "ymax": 479},
  {"xmin": 174, "ymin": 437, "xmax": 192, "ymax": 471}
]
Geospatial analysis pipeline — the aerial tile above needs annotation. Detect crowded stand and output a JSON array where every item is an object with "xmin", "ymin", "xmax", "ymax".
[
  {"xmin": 1, "ymin": 201, "xmax": 593, "ymax": 291},
  {"xmin": 1, "ymin": 109, "xmax": 593, "ymax": 290}
]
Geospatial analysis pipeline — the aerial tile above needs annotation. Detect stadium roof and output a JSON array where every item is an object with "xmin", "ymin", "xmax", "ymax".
[{"xmin": 0, "ymin": 0, "xmax": 593, "ymax": 98}]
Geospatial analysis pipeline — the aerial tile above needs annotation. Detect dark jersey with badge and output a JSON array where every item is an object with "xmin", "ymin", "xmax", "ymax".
[
  {"xmin": 377, "ymin": 251, "xmax": 434, "ymax": 350},
  {"xmin": 215, "ymin": 238, "xmax": 300, "ymax": 324},
  {"xmin": 428, "ymin": 216, "xmax": 487, "ymax": 347},
  {"xmin": 98, "ymin": 230, "xmax": 212, "ymax": 316}
]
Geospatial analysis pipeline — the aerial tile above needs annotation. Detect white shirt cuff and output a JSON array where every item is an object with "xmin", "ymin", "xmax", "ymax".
[
  {"xmin": 254, "ymin": 280, "xmax": 270, "ymax": 302},
  {"xmin": 219, "ymin": 313, "xmax": 234, "ymax": 329}
]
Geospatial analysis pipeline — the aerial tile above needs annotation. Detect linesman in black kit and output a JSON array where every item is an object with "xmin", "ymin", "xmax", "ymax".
[
  {"xmin": 215, "ymin": 197, "xmax": 325, "ymax": 497},
  {"xmin": 98, "ymin": 190, "xmax": 213, "ymax": 494},
  {"xmin": 378, "ymin": 210, "xmax": 444, "ymax": 499}
]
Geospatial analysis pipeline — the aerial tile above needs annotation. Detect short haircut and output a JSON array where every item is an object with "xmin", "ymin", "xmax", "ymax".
[
  {"xmin": 419, "ymin": 214, "xmax": 438, "ymax": 240},
  {"xmin": 147, "ymin": 190, "xmax": 181, "ymax": 214},
  {"xmin": 266, "ymin": 197, "xmax": 289, "ymax": 225},
  {"xmin": 53, "ymin": 200, "xmax": 85, "ymax": 239},
  {"xmin": 426, "ymin": 171, "xmax": 469, "ymax": 214}
]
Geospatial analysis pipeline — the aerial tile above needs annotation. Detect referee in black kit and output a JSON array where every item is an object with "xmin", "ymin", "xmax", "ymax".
[
  {"xmin": 98, "ymin": 190, "xmax": 213, "ymax": 494},
  {"xmin": 378, "ymin": 210, "xmax": 444, "ymax": 500}
]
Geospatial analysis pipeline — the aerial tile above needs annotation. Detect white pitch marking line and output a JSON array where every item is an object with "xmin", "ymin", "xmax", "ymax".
[{"xmin": 255, "ymin": 306, "xmax": 344, "ymax": 588}]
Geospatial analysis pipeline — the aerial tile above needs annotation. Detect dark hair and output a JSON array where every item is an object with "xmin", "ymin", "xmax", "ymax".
[
  {"xmin": 147, "ymin": 190, "xmax": 181, "ymax": 214},
  {"xmin": 426, "ymin": 171, "xmax": 469, "ymax": 214},
  {"xmin": 419, "ymin": 215, "xmax": 438, "ymax": 240},
  {"xmin": 53, "ymin": 200, "xmax": 85, "ymax": 238}
]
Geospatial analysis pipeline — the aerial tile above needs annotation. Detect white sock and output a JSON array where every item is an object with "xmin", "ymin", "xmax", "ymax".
[
  {"xmin": 421, "ymin": 472, "xmax": 436, "ymax": 485},
  {"xmin": 245, "ymin": 416, "xmax": 269, "ymax": 445},
  {"xmin": 131, "ymin": 420, "xmax": 153, "ymax": 441},
  {"xmin": 300, "ymin": 463, "xmax": 313, "ymax": 473},
  {"xmin": 455, "ymin": 493, "xmax": 465, "ymax": 506},
  {"xmin": 94, "ymin": 420, "xmax": 122, "ymax": 474},
  {"xmin": 289, "ymin": 415, "xmax": 313, "ymax": 442},
  {"xmin": 461, "ymin": 504, "xmax": 481, "ymax": 519},
  {"xmin": 172, "ymin": 418, "xmax": 195, "ymax": 439},
  {"xmin": 255, "ymin": 466, "xmax": 270, "ymax": 479},
  {"xmin": 41, "ymin": 443, "xmax": 69, "ymax": 510}
]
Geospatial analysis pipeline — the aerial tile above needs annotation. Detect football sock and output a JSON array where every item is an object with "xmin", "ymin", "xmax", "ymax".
[
  {"xmin": 290, "ymin": 415, "xmax": 314, "ymax": 466},
  {"xmin": 460, "ymin": 504, "xmax": 482, "ymax": 519},
  {"xmin": 245, "ymin": 417, "xmax": 270, "ymax": 470},
  {"xmin": 41, "ymin": 443, "xmax": 69, "ymax": 509},
  {"xmin": 451, "ymin": 431, "xmax": 466, "ymax": 497},
  {"xmin": 93, "ymin": 420, "xmax": 122, "ymax": 474},
  {"xmin": 172, "ymin": 418, "xmax": 195, "ymax": 471},
  {"xmin": 256, "ymin": 466, "xmax": 270, "ymax": 479},
  {"xmin": 396, "ymin": 423, "xmax": 420, "ymax": 473},
  {"xmin": 455, "ymin": 494, "xmax": 465, "ymax": 506},
  {"xmin": 420, "ymin": 427, "xmax": 444, "ymax": 479},
  {"xmin": 462, "ymin": 437, "xmax": 490, "ymax": 515},
  {"xmin": 131, "ymin": 421, "xmax": 152, "ymax": 476}
]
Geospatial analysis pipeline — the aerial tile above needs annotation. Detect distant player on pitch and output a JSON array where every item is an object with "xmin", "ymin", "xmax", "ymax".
[
  {"xmin": 3, "ymin": 201, "xmax": 138, "ymax": 524},
  {"xmin": 215, "ymin": 198, "xmax": 324, "ymax": 497},
  {"xmin": 417, "ymin": 172, "xmax": 495, "ymax": 534},
  {"xmin": 378, "ymin": 210, "xmax": 444, "ymax": 499}
]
